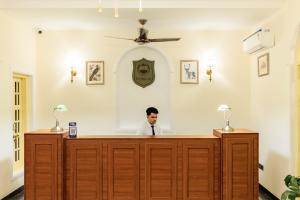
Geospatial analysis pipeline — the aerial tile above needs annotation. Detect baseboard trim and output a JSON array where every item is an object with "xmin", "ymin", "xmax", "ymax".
[
  {"xmin": 259, "ymin": 184, "xmax": 279, "ymax": 200},
  {"xmin": 2, "ymin": 185, "xmax": 24, "ymax": 200},
  {"xmin": 0, "ymin": 184, "xmax": 280, "ymax": 200}
]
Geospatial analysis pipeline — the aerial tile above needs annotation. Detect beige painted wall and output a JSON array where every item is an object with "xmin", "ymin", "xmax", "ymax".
[
  {"xmin": 0, "ymin": 11, "xmax": 36, "ymax": 198},
  {"xmin": 249, "ymin": 0, "xmax": 300, "ymax": 197},
  {"xmin": 296, "ymin": 34, "xmax": 300, "ymax": 175},
  {"xmin": 35, "ymin": 30, "xmax": 251, "ymax": 135},
  {"xmin": 5, "ymin": 2, "xmax": 300, "ymax": 198}
]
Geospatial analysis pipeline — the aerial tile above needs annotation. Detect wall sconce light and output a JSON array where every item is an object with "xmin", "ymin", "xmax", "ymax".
[
  {"xmin": 206, "ymin": 65, "xmax": 213, "ymax": 82},
  {"xmin": 70, "ymin": 67, "xmax": 77, "ymax": 83},
  {"xmin": 50, "ymin": 104, "xmax": 68, "ymax": 132},
  {"xmin": 217, "ymin": 104, "xmax": 234, "ymax": 132}
]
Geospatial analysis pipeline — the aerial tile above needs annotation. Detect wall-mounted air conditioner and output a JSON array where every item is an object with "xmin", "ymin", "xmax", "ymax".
[{"xmin": 243, "ymin": 28, "xmax": 274, "ymax": 54}]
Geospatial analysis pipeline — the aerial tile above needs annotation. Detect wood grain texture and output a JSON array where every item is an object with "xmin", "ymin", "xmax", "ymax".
[
  {"xmin": 66, "ymin": 140, "xmax": 102, "ymax": 200},
  {"xmin": 25, "ymin": 131, "xmax": 258, "ymax": 200},
  {"xmin": 213, "ymin": 140, "xmax": 221, "ymax": 200},
  {"xmin": 108, "ymin": 143, "xmax": 140, "ymax": 200},
  {"xmin": 182, "ymin": 140, "xmax": 220, "ymax": 200},
  {"xmin": 213, "ymin": 129, "xmax": 259, "ymax": 200},
  {"xmin": 25, "ymin": 133, "xmax": 64, "ymax": 200},
  {"xmin": 145, "ymin": 142, "xmax": 177, "ymax": 200}
]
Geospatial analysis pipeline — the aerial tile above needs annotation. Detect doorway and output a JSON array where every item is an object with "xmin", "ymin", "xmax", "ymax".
[{"xmin": 12, "ymin": 73, "xmax": 29, "ymax": 174}]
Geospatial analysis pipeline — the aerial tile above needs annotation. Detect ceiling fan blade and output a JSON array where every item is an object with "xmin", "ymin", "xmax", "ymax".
[
  {"xmin": 104, "ymin": 36, "xmax": 135, "ymax": 41},
  {"xmin": 149, "ymin": 38, "xmax": 181, "ymax": 42},
  {"xmin": 105, "ymin": 19, "xmax": 180, "ymax": 44}
]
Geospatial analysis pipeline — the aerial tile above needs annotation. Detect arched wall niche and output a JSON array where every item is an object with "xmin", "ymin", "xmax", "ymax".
[{"xmin": 115, "ymin": 46, "xmax": 172, "ymax": 133}]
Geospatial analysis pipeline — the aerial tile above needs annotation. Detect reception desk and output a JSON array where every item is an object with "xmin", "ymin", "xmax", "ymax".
[{"xmin": 25, "ymin": 129, "xmax": 258, "ymax": 200}]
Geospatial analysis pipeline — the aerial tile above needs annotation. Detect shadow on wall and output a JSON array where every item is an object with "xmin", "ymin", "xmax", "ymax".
[{"xmin": 262, "ymin": 151, "xmax": 290, "ymax": 198}]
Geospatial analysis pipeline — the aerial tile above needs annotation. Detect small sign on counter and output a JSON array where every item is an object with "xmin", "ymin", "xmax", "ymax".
[{"xmin": 69, "ymin": 122, "xmax": 77, "ymax": 138}]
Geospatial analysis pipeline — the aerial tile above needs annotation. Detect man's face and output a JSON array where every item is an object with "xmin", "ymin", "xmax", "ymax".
[{"xmin": 147, "ymin": 113, "xmax": 158, "ymax": 125}]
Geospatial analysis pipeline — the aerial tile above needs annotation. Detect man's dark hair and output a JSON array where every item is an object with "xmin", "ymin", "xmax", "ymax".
[{"xmin": 146, "ymin": 107, "xmax": 159, "ymax": 116}]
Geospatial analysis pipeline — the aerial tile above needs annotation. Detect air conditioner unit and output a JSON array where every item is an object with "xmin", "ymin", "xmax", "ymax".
[{"xmin": 243, "ymin": 28, "xmax": 274, "ymax": 54}]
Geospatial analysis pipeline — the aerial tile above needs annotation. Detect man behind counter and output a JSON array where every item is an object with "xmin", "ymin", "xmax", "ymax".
[{"xmin": 137, "ymin": 107, "xmax": 162, "ymax": 135}]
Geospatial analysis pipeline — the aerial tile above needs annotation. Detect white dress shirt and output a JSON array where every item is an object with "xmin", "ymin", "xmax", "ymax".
[{"xmin": 137, "ymin": 121, "xmax": 162, "ymax": 135}]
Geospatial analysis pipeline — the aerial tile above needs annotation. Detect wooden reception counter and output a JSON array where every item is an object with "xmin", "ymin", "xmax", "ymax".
[{"xmin": 25, "ymin": 129, "xmax": 258, "ymax": 200}]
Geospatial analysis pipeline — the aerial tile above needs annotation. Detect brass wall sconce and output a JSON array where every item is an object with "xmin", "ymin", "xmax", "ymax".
[
  {"xmin": 206, "ymin": 65, "xmax": 213, "ymax": 82},
  {"xmin": 70, "ymin": 67, "xmax": 77, "ymax": 83}
]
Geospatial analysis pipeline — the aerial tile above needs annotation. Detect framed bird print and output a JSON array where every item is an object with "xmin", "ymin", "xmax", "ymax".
[{"xmin": 86, "ymin": 61, "xmax": 104, "ymax": 85}]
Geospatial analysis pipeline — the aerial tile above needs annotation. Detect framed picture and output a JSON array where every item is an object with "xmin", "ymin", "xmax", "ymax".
[
  {"xmin": 257, "ymin": 53, "xmax": 269, "ymax": 77},
  {"xmin": 180, "ymin": 60, "xmax": 199, "ymax": 84},
  {"xmin": 86, "ymin": 61, "xmax": 104, "ymax": 85}
]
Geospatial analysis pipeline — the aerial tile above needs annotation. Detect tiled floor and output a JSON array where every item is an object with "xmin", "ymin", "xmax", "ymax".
[
  {"xmin": 5, "ymin": 190, "xmax": 23, "ymax": 200},
  {"xmin": 6, "ymin": 190, "xmax": 275, "ymax": 200},
  {"xmin": 259, "ymin": 190, "xmax": 276, "ymax": 200}
]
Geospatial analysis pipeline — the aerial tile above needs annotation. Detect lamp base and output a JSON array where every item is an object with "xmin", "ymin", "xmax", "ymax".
[
  {"xmin": 50, "ymin": 120, "xmax": 64, "ymax": 132},
  {"xmin": 222, "ymin": 120, "xmax": 234, "ymax": 132},
  {"xmin": 50, "ymin": 126, "xmax": 64, "ymax": 132},
  {"xmin": 222, "ymin": 125, "xmax": 234, "ymax": 132}
]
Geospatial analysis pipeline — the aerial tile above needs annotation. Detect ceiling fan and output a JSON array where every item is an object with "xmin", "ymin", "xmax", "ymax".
[{"xmin": 105, "ymin": 19, "xmax": 181, "ymax": 45}]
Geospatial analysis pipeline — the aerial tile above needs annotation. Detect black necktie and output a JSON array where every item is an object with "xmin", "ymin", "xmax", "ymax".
[{"xmin": 151, "ymin": 125, "xmax": 155, "ymax": 136}]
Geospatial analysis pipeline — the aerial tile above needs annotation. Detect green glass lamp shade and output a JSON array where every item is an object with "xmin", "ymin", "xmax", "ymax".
[
  {"xmin": 53, "ymin": 104, "xmax": 68, "ymax": 112},
  {"xmin": 217, "ymin": 104, "xmax": 231, "ymax": 111},
  {"xmin": 51, "ymin": 104, "xmax": 67, "ymax": 132}
]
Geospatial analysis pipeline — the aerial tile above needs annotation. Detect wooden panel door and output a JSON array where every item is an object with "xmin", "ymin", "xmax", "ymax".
[
  {"xmin": 222, "ymin": 136, "xmax": 258, "ymax": 200},
  {"xmin": 145, "ymin": 143, "xmax": 177, "ymax": 200},
  {"xmin": 25, "ymin": 134, "xmax": 63, "ymax": 200},
  {"xmin": 182, "ymin": 140, "xmax": 220, "ymax": 200},
  {"xmin": 108, "ymin": 143, "xmax": 140, "ymax": 200},
  {"xmin": 67, "ymin": 140, "xmax": 102, "ymax": 200}
]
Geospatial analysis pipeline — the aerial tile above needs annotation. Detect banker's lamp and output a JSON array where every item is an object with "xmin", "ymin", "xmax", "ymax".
[
  {"xmin": 50, "ymin": 104, "xmax": 67, "ymax": 132},
  {"xmin": 217, "ymin": 104, "xmax": 234, "ymax": 132}
]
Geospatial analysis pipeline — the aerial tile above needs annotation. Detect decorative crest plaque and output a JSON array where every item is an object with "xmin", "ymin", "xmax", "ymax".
[{"xmin": 132, "ymin": 58, "xmax": 155, "ymax": 88}]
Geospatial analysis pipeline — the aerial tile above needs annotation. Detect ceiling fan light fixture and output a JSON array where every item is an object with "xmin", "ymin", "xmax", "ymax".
[
  {"xmin": 114, "ymin": 7, "xmax": 119, "ymax": 18},
  {"xmin": 139, "ymin": 0, "xmax": 143, "ymax": 12},
  {"xmin": 98, "ymin": 0, "xmax": 102, "ymax": 13}
]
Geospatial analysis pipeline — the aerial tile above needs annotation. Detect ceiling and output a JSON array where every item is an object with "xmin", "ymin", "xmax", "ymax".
[{"xmin": 0, "ymin": 0, "xmax": 286, "ymax": 31}]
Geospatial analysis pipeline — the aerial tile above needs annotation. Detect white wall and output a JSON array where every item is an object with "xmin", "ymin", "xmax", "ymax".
[
  {"xmin": 0, "ymin": 11, "xmax": 36, "ymax": 198},
  {"xmin": 36, "ymin": 30, "xmax": 250, "ymax": 134},
  {"xmin": 249, "ymin": 0, "xmax": 300, "ymax": 197}
]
